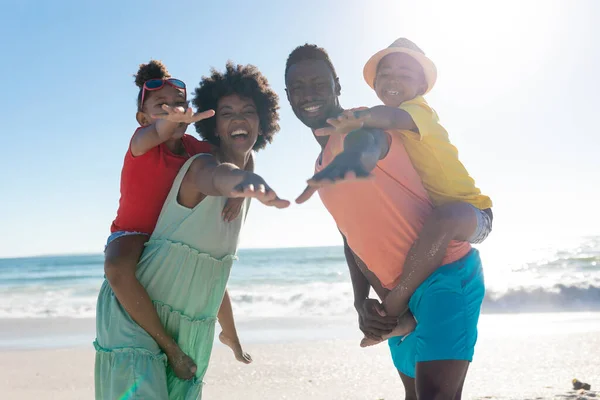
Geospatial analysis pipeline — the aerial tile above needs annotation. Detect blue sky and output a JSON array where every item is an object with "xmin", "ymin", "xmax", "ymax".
[{"xmin": 1, "ymin": 0, "xmax": 598, "ymax": 258}]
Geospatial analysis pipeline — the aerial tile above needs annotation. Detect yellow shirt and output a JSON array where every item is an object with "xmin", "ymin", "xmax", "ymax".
[{"xmin": 393, "ymin": 96, "xmax": 492, "ymax": 209}]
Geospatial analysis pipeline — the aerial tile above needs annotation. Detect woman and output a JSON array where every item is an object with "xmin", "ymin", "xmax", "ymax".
[{"xmin": 94, "ymin": 62, "xmax": 288, "ymax": 399}]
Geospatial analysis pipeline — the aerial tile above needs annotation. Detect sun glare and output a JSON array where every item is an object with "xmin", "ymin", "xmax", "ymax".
[{"xmin": 378, "ymin": 0, "xmax": 565, "ymax": 93}]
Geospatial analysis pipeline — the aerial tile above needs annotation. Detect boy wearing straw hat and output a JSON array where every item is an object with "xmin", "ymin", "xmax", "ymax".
[{"xmin": 315, "ymin": 38, "xmax": 493, "ymax": 345}]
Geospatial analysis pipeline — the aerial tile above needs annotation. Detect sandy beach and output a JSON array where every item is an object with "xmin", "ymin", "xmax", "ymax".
[{"xmin": 1, "ymin": 313, "xmax": 598, "ymax": 400}]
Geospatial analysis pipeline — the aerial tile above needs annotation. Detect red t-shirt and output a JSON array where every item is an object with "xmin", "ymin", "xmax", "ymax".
[{"xmin": 110, "ymin": 131, "xmax": 212, "ymax": 234}]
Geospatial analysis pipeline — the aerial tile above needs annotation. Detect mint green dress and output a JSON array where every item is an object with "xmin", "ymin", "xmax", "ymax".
[{"xmin": 94, "ymin": 154, "xmax": 248, "ymax": 400}]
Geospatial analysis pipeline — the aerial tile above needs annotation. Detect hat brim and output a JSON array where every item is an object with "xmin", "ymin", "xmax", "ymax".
[{"xmin": 363, "ymin": 47, "xmax": 437, "ymax": 94}]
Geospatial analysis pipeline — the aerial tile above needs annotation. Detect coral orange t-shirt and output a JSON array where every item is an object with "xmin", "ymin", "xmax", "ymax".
[
  {"xmin": 316, "ymin": 132, "xmax": 471, "ymax": 290},
  {"xmin": 110, "ymin": 130, "xmax": 212, "ymax": 235}
]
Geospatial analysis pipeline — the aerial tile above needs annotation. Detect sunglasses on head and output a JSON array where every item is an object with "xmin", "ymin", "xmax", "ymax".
[{"xmin": 140, "ymin": 78, "xmax": 186, "ymax": 109}]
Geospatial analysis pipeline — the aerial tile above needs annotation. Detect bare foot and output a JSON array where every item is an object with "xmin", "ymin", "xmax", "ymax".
[
  {"xmin": 360, "ymin": 312, "xmax": 417, "ymax": 348},
  {"xmin": 167, "ymin": 347, "xmax": 197, "ymax": 380},
  {"xmin": 219, "ymin": 331, "xmax": 252, "ymax": 364}
]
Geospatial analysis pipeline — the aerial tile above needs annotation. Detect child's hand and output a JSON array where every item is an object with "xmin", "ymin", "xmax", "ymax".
[
  {"xmin": 153, "ymin": 104, "xmax": 215, "ymax": 125},
  {"xmin": 222, "ymin": 198, "xmax": 244, "ymax": 222},
  {"xmin": 314, "ymin": 107, "xmax": 369, "ymax": 137},
  {"xmin": 356, "ymin": 298, "xmax": 397, "ymax": 341},
  {"xmin": 153, "ymin": 105, "xmax": 214, "ymax": 140}
]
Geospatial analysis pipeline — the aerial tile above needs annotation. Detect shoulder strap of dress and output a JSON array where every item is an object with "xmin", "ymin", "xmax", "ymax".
[{"xmin": 163, "ymin": 153, "xmax": 206, "ymax": 206}]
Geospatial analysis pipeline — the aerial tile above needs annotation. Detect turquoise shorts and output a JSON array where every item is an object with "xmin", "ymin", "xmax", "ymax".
[{"xmin": 388, "ymin": 249, "xmax": 485, "ymax": 378}]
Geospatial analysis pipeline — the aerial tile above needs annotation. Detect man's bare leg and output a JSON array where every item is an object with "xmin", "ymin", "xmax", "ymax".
[
  {"xmin": 416, "ymin": 360, "xmax": 469, "ymax": 400},
  {"xmin": 399, "ymin": 371, "xmax": 417, "ymax": 400}
]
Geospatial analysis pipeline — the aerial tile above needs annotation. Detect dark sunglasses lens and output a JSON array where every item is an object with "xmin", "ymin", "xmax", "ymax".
[
  {"xmin": 168, "ymin": 79, "xmax": 186, "ymax": 89},
  {"xmin": 145, "ymin": 79, "xmax": 164, "ymax": 89}
]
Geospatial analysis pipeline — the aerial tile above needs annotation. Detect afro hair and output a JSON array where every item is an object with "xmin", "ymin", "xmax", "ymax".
[{"xmin": 192, "ymin": 62, "xmax": 280, "ymax": 151}]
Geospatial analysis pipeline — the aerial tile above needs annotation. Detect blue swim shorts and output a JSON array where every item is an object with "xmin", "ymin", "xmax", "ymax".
[
  {"xmin": 388, "ymin": 249, "xmax": 485, "ymax": 378},
  {"xmin": 104, "ymin": 231, "xmax": 148, "ymax": 251}
]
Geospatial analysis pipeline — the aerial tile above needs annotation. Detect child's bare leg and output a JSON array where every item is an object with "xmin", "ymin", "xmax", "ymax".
[
  {"xmin": 363, "ymin": 203, "xmax": 480, "ymax": 346},
  {"xmin": 384, "ymin": 202, "xmax": 479, "ymax": 316},
  {"xmin": 217, "ymin": 289, "xmax": 252, "ymax": 364},
  {"xmin": 104, "ymin": 234, "xmax": 197, "ymax": 379}
]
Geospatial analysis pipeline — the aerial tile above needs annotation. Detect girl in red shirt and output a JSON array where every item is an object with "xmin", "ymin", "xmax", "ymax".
[{"xmin": 104, "ymin": 60, "xmax": 251, "ymax": 380}]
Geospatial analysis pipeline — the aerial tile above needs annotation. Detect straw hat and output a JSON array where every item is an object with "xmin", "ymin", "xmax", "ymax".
[{"xmin": 363, "ymin": 38, "xmax": 437, "ymax": 94}]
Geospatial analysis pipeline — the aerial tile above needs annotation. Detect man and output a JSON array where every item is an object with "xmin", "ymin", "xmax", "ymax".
[{"xmin": 285, "ymin": 44, "xmax": 485, "ymax": 400}]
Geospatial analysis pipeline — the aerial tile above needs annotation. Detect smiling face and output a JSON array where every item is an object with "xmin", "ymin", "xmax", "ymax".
[
  {"xmin": 136, "ymin": 84, "xmax": 188, "ymax": 138},
  {"xmin": 374, "ymin": 53, "xmax": 428, "ymax": 108},
  {"xmin": 215, "ymin": 94, "xmax": 260, "ymax": 156},
  {"xmin": 285, "ymin": 59, "xmax": 341, "ymax": 129}
]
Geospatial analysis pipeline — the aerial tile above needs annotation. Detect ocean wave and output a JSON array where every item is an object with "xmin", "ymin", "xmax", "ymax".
[
  {"xmin": 483, "ymin": 284, "xmax": 600, "ymax": 313},
  {"xmin": 227, "ymin": 282, "xmax": 356, "ymax": 317},
  {"xmin": 0, "ymin": 273, "xmax": 102, "ymax": 285},
  {"xmin": 227, "ymin": 283, "xmax": 600, "ymax": 317},
  {"xmin": 1, "ymin": 283, "xmax": 600, "ymax": 319},
  {"xmin": 0, "ymin": 292, "xmax": 97, "ymax": 318},
  {"xmin": 2, "ymin": 240, "xmax": 600, "ymax": 318}
]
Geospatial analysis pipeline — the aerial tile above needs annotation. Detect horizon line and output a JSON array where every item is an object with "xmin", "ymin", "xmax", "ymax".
[{"xmin": 0, "ymin": 244, "xmax": 344, "ymax": 261}]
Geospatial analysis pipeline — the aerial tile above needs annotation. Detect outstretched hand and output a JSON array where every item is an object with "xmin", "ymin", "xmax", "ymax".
[
  {"xmin": 314, "ymin": 107, "xmax": 369, "ymax": 137},
  {"xmin": 153, "ymin": 105, "xmax": 215, "ymax": 124},
  {"xmin": 296, "ymin": 149, "xmax": 377, "ymax": 204},
  {"xmin": 230, "ymin": 172, "xmax": 290, "ymax": 209},
  {"xmin": 152, "ymin": 105, "xmax": 215, "ymax": 140}
]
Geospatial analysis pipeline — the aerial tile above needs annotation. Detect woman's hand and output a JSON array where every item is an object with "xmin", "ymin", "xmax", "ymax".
[{"xmin": 230, "ymin": 172, "xmax": 290, "ymax": 209}]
